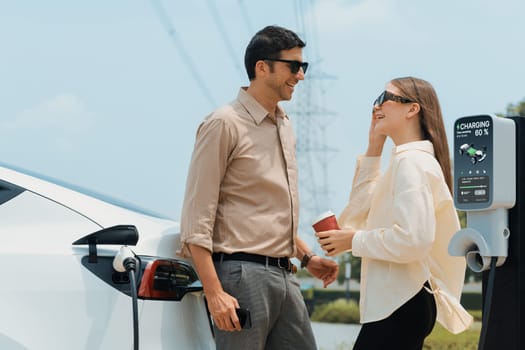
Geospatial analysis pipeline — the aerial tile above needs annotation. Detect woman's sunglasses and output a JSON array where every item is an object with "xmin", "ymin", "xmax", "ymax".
[{"xmin": 373, "ymin": 91, "xmax": 414, "ymax": 107}]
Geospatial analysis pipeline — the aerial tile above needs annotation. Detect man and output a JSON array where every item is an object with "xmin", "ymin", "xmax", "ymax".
[{"xmin": 179, "ymin": 25, "xmax": 338, "ymax": 349}]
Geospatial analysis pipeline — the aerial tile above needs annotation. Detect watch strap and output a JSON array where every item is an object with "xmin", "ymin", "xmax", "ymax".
[{"xmin": 301, "ymin": 252, "xmax": 316, "ymax": 269}]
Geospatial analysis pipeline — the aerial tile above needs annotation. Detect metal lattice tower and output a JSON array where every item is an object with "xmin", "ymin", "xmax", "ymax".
[
  {"xmin": 290, "ymin": 0, "xmax": 338, "ymax": 252},
  {"xmin": 151, "ymin": 0, "xmax": 337, "ymax": 252}
]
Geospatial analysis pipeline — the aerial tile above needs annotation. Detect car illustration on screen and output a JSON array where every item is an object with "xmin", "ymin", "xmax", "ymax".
[{"xmin": 459, "ymin": 143, "xmax": 487, "ymax": 164}]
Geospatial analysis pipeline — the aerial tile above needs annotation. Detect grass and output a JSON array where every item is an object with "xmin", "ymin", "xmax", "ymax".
[
  {"xmin": 423, "ymin": 322, "xmax": 481, "ymax": 349},
  {"xmin": 424, "ymin": 309, "xmax": 482, "ymax": 349},
  {"xmin": 312, "ymin": 299, "xmax": 483, "ymax": 349},
  {"xmin": 320, "ymin": 324, "xmax": 481, "ymax": 350}
]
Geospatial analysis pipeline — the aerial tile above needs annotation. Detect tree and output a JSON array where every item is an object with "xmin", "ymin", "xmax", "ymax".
[{"xmin": 500, "ymin": 98, "xmax": 525, "ymax": 117}]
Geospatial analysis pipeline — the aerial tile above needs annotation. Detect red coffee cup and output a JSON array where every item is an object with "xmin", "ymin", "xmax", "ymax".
[{"xmin": 312, "ymin": 211, "xmax": 340, "ymax": 232}]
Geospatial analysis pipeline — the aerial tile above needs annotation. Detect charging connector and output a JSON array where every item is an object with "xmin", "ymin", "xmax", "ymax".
[
  {"xmin": 113, "ymin": 246, "xmax": 139, "ymax": 350},
  {"xmin": 113, "ymin": 246, "xmax": 137, "ymax": 272}
]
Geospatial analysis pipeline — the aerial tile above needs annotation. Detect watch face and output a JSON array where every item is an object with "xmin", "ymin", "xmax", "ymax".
[{"xmin": 301, "ymin": 252, "xmax": 315, "ymax": 268}]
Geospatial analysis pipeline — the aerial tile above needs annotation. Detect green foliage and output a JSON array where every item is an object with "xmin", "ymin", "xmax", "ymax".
[
  {"xmin": 503, "ymin": 98, "xmax": 525, "ymax": 116},
  {"xmin": 310, "ymin": 298, "xmax": 360, "ymax": 324},
  {"xmin": 459, "ymin": 292, "xmax": 482, "ymax": 310},
  {"xmin": 302, "ymin": 286, "xmax": 314, "ymax": 300},
  {"xmin": 307, "ymin": 288, "xmax": 482, "ymax": 349},
  {"xmin": 312, "ymin": 308, "xmax": 481, "ymax": 350},
  {"xmin": 457, "ymin": 210, "xmax": 466, "ymax": 229},
  {"xmin": 313, "ymin": 312, "xmax": 481, "ymax": 350},
  {"xmin": 423, "ymin": 322, "xmax": 481, "ymax": 349},
  {"xmin": 307, "ymin": 288, "xmax": 360, "ymax": 306},
  {"xmin": 325, "ymin": 322, "xmax": 481, "ymax": 350},
  {"xmin": 305, "ymin": 288, "xmax": 482, "ymax": 311}
]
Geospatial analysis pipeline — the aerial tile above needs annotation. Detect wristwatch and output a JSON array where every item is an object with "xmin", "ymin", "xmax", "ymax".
[{"xmin": 301, "ymin": 252, "xmax": 316, "ymax": 269}]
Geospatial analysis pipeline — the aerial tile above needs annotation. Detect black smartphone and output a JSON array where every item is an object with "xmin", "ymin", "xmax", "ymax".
[{"xmin": 236, "ymin": 308, "xmax": 252, "ymax": 329}]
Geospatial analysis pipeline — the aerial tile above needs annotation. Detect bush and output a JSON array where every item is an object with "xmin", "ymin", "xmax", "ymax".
[
  {"xmin": 304, "ymin": 288, "xmax": 482, "ymax": 311},
  {"xmin": 310, "ymin": 298, "xmax": 360, "ymax": 324},
  {"xmin": 306, "ymin": 288, "xmax": 360, "ymax": 305}
]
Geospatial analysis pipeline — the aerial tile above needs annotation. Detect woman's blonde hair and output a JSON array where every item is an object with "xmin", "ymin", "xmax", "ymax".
[{"xmin": 391, "ymin": 76, "xmax": 453, "ymax": 193}]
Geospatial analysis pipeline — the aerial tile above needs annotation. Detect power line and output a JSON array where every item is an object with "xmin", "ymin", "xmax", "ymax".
[
  {"xmin": 290, "ymin": 0, "xmax": 338, "ymax": 252},
  {"xmin": 204, "ymin": 0, "xmax": 245, "ymax": 80},
  {"xmin": 238, "ymin": 0, "xmax": 254, "ymax": 34},
  {"xmin": 149, "ymin": 0, "xmax": 216, "ymax": 108}
]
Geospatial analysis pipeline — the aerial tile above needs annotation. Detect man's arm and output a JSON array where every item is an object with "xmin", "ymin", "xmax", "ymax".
[
  {"xmin": 295, "ymin": 236, "xmax": 339, "ymax": 288},
  {"xmin": 188, "ymin": 244, "xmax": 242, "ymax": 331}
]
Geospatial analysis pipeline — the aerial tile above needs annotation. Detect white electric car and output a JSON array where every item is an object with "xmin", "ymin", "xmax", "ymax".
[{"xmin": 0, "ymin": 162, "xmax": 215, "ymax": 350}]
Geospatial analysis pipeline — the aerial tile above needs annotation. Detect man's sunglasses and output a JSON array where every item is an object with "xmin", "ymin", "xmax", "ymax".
[
  {"xmin": 263, "ymin": 58, "xmax": 309, "ymax": 74},
  {"xmin": 374, "ymin": 91, "xmax": 414, "ymax": 107}
]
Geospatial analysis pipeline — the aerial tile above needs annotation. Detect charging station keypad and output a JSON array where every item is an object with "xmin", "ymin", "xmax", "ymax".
[{"xmin": 454, "ymin": 115, "xmax": 493, "ymax": 208}]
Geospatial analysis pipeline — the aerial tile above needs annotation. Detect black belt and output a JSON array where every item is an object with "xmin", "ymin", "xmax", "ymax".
[{"xmin": 212, "ymin": 252, "xmax": 297, "ymax": 273}]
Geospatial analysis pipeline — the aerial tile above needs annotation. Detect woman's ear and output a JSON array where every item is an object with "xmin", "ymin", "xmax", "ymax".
[{"xmin": 406, "ymin": 103, "xmax": 421, "ymax": 119}]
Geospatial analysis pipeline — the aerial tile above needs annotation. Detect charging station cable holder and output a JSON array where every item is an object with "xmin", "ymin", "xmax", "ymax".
[
  {"xmin": 448, "ymin": 115, "xmax": 515, "ymax": 272},
  {"xmin": 449, "ymin": 209, "xmax": 510, "ymax": 272}
]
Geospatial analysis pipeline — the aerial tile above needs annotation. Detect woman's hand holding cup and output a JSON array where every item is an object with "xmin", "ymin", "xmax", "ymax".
[{"xmin": 313, "ymin": 211, "xmax": 355, "ymax": 256}]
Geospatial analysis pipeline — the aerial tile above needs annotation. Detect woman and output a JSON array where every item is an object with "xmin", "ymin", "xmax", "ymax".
[{"xmin": 316, "ymin": 77, "xmax": 473, "ymax": 349}]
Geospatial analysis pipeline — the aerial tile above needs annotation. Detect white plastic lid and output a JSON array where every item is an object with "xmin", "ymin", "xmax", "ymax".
[{"xmin": 312, "ymin": 210, "xmax": 335, "ymax": 225}]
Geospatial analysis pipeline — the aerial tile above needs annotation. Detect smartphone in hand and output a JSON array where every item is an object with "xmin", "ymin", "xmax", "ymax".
[{"xmin": 236, "ymin": 308, "xmax": 252, "ymax": 329}]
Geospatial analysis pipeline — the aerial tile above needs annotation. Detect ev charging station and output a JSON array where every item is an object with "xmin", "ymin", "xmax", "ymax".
[{"xmin": 449, "ymin": 114, "xmax": 525, "ymax": 349}]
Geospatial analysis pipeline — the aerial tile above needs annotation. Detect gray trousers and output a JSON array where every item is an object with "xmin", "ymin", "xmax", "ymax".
[{"xmin": 213, "ymin": 260, "xmax": 317, "ymax": 350}]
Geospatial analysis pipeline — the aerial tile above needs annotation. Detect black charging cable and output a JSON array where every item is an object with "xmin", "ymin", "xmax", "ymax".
[
  {"xmin": 114, "ymin": 246, "xmax": 140, "ymax": 350},
  {"xmin": 124, "ymin": 257, "xmax": 139, "ymax": 350},
  {"xmin": 478, "ymin": 257, "xmax": 497, "ymax": 350}
]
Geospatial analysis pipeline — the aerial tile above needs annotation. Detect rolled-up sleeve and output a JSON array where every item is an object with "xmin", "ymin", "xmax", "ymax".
[{"xmin": 179, "ymin": 116, "xmax": 233, "ymax": 257}]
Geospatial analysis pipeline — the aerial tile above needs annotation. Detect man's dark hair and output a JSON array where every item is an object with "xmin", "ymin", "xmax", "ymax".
[{"xmin": 244, "ymin": 25, "xmax": 306, "ymax": 80}]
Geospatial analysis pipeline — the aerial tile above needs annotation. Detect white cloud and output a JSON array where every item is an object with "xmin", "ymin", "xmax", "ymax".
[{"xmin": 3, "ymin": 93, "xmax": 93, "ymax": 132}]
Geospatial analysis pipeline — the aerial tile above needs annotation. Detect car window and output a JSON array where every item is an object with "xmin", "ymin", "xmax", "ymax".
[
  {"xmin": 0, "ymin": 163, "xmax": 171, "ymax": 220},
  {"xmin": 0, "ymin": 180, "xmax": 24, "ymax": 205}
]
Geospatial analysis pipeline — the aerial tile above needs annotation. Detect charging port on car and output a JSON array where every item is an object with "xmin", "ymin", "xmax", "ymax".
[{"xmin": 112, "ymin": 271, "xmax": 130, "ymax": 284}]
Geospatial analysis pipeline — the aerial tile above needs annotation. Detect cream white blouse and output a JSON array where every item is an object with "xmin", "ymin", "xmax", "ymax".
[{"xmin": 339, "ymin": 140, "xmax": 473, "ymax": 334}]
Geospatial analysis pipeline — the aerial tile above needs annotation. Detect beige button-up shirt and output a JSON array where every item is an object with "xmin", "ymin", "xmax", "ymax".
[
  {"xmin": 179, "ymin": 88, "xmax": 298, "ymax": 258},
  {"xmin": 339, "ymin": 140, "xmax": 473, "ymax": 334}
]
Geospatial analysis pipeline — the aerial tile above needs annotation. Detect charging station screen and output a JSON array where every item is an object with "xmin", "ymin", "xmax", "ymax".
[
  {"xmin": 457, "ymin": 176, "xmax": 489, "ymax": 203},
  {"xmin": 454, "ymin": 115, "xmax": 493, "ymax": 209}
]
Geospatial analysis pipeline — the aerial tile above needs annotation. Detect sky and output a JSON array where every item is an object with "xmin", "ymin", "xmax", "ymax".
[{"xmin": 2, "ymin": 0, "xmax": 524, "ymax": 249}]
